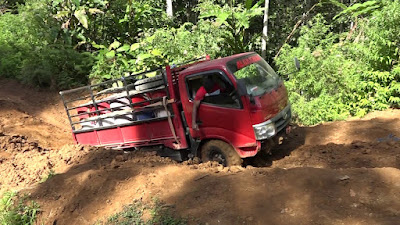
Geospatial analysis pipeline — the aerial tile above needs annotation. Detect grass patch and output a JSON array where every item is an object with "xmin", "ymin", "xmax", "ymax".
[
  {"xmin": 96, "ymin": 198, "xmax": 186, "ymax": 225},
  {"xmin": 0, "ymin": 192, "xmax": 40, "ymax": 225}
]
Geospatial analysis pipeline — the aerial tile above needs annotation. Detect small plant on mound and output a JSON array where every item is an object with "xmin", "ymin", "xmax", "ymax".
[
  {"xmin": 97, "ymin": 198, "xmax": 186, "ymax": 225},
  {"xmin": 39, "ymin": 169, "xmax": 56, "ymax": 184},
  {"xmin": 0, "ymin": 192, "xmax": 40, "ymax": 225}
]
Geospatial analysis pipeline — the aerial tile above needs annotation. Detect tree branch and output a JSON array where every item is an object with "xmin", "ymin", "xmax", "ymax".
[{"xmin": 274, "ymin": 3, "xmax": 319, "ymax": 59}]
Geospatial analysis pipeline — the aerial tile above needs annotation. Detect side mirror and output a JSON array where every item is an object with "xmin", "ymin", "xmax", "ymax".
[
  {"xmin": 281, "ymin": 58, "xmax": 300, "ymax": 81},
  {"xmin": 294, "ymin": 57, "xmax": 300, "ymax": 71}
]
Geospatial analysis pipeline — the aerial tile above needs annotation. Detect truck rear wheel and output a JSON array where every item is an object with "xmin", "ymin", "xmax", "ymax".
[{"xmin": 201, "ymin": 140, "xmax": 242, "ymax": 166}]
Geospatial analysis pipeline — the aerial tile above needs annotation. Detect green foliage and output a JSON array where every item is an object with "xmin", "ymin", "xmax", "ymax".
[
  {"xmin": 148, "ymin": 21, "xmax": 227, "ymax": 63},
  {"xmin": 0, "ymin": 192, "xmax": 40, "ymax": 225},
  {"xmin": 52, "ymin": 0, "xmax": 168, "ymax": 48},
  {"xmin": 19, "ymin": 46, "xmax": 93, "ymax": 88},
  {"xmin": 276, "ymin": 1, "xmax": 400, "ymax": 125},
  {"xmin": 276, "ymin": 15, "xmax": 358, "ymax": 124},
  {"xmin": 90, "ymin": 19, "xmax": 227, "ymax": 82},
  {"xmin": 0, "ymin": 0, "xmax": 93, "ymax": 89},
  {"xmin": 89, "ymin": 39, "xmax": 165, "ymax": 82},
  {"xmin": 197, "ymin": 0, "xmax": 264, "ymax": 54},
  {"xmin": 334, "ymin": 0, "xmax": 383, "ymax": 19},
  {"xmin": 352, "ymin": 0, "xmax": 400, "ymax": 71},
  {"xmin": 96, "ymin": 198, "xmax": 185, "ymax": 225}
]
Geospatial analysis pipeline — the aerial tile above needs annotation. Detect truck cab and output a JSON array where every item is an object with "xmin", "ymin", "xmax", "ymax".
[
  {"xmin": 60, "ymin": 52, "xmax": 292, "ymax": 166},
  {"xmin": 179, "ymin": 52, "xmax": 291, "ymax": 165}
]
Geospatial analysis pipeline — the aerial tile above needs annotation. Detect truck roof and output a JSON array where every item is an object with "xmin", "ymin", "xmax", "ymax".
[{"xmin": 180, "ymin": 52, "xmax": 254, "ymax": 75}]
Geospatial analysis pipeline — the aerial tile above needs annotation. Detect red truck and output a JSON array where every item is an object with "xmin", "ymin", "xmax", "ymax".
[{"xmin": 60, "ymin": 52, "xmax": 297, "ymax": 166}]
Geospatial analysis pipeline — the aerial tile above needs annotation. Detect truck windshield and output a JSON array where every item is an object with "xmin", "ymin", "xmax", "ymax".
[{"xmin": 228, "ymin": 54, "xmax": 281, "ymax": 96}]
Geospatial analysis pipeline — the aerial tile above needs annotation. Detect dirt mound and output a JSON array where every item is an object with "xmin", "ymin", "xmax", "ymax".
[
  {"xmin": 1, "ymin": 78, "xmax": 400, "ymax": 224},
  {"xmin": 0, "ymin": 133, "xmax": 94, "ymax": 194},
  {"xmin": 0, "ymin": 78, "xmax": 73, "ymax": 149},
  {"xmin": 272, "ymin": 141, "xmax": 400, "ymax": 169}
]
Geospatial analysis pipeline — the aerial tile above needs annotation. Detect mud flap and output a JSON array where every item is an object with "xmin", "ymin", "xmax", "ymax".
[
  {"xmin": 180, "ymin": 111, "xmax": 200, "ymax": 159},
  {"xmin": 188, "ymin": 135, "xmax": 201, "ymax": 158}
]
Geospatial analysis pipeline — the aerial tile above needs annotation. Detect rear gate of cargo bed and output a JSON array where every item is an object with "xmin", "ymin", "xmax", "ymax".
[{"xmin": 59, "ymin": 68, "xmax": 188, "ymax": 150}]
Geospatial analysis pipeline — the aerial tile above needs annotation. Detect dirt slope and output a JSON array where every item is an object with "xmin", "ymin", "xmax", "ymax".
[{"xmin": 0, "ymin": 78, "xmax": 400, "ymax": 225}]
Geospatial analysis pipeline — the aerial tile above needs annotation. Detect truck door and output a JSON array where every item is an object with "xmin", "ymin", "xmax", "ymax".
[{"xmin": 182, "ymin": 70, "xmax": 255, "ymax": 145}]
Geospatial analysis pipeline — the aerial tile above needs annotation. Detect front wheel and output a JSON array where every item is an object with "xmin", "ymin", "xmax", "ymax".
[{"xmin": 201, "ymin": 140, "xmax": 242, "ymax": 166}]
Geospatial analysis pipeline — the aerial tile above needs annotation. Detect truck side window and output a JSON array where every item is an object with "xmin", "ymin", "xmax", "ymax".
[{"xmin": 187, "ymin": 71, "xmax": 241, "ymax": 108}]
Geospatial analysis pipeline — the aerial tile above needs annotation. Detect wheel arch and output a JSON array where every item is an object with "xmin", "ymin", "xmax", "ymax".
[{"xmin": 197, "ymin": 136, "xmax": 234, "ymax": 157}]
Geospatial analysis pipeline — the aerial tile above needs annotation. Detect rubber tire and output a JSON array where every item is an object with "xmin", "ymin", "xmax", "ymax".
[
  {"xmin": 201, "ymin": 140, "xmax": 243, "ymax": 166},
  {"xmin": 134, "ymin": 75, "xmax": 164, "ymax": 91}
]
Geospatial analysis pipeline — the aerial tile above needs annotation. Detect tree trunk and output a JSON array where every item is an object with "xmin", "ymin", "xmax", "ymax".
[
  {"xmin": 261, "ymin": 0, "xmax": 270, "ymax": 59},
  {"xmin": 166, "ymin": 0, "xmax": 173, "ymax": 18}
]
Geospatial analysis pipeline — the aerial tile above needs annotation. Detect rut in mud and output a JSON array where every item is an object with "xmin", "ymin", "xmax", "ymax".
[{"xmin": 1, "ymin": 78, "xmax": 400, "ymax": 225}]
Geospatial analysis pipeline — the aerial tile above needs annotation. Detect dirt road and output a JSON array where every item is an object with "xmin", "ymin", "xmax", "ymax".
[{"xmin": 1, "ymin": 78, "xmax": 399, "ymax": 225}]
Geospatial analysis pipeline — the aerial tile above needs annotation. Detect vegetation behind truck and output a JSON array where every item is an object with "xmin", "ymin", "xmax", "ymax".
[{"xmin": 60, "ymin": 52, "xmax": 295, "ymax": 166}]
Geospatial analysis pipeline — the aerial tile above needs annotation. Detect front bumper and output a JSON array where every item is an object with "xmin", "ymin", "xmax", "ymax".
[
  {"xmin": 236, "ymin": 125, "xmax": 291, "ymax": 158},
  {"xmin": 253, "ymin": 104, "xmax": 292, "ymax": 141},
  {"xmin": 237, "ymin": 104, "xmax": 292, "ymax": 158}
]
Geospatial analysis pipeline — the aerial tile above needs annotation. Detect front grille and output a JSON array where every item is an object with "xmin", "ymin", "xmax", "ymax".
[{"xmin": 271, "ymin": 104, "xmax": 291, "ymax": 133}]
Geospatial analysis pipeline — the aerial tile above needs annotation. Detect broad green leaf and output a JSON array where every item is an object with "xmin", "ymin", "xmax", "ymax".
[
  {"xmin": 109, "ymin": 41, "xmax": 121, "ymax": 50},
  {"xmin": 353, "ymin": 5, "xmax": 381, "ymax": 17},
  {"xmin": 74, "ymin": 9, "xmax": 88, "ymax": 29},
  {"xmin": 54, "ymin": 11, "xmax": 69, "ymax": 19},
  {"xmin": 252, "ymin": 0, "xmax": 265, "ymax": 9},
  {"xmin": 216, "ymin": 12, "xmax": 230, "ymax": 25},
  {"xmin": 88, "ymin": 8, "xmax": 103, "ymax": 14},
  {"xmin": 105, "ymin": 50, "xmax": 116, "ymax": 59},
  {"xmin": 52, "ymin": 0, "xmax": 63, "ymax": 7},
  {"xmin": 151, "ymin": 49, "xmax": 162, "ymax": 56},
  {"xmin": 245, "ymin": 0, "xmax": 253, "ymax": 10},
  {"xmin": 334, "ymin": 0, "xmax": 381, "ymax": 19},
  {"xmin": 137, "ymin": 53, "xmax": 152, "ymax": 61},
  {"xmin": 119, "ymin": 58, "xmax": 129, "ymax": 67},
  {"xmin": 130, "ymin": 43, "xmax": 140, "ymax": 51},
  {"xmin": 72, "ymin": 0, "xmax": 80, "ymax": 7},
  {"xmin": 146, "ymin": 71, "xmax": 157, "ymax": 77},
  {"xmin": 76, "ymin": 40, "xmax": 86, "ymax": 47},
  {"xmin": 116, "ymin": 44, "xmax": 130, "ymax": 52},
  {"xmin": 76, "ymin": 32, "xmax": 86, "ymax": 41},
  {"xmin": 119, "ymin": 18, "xmax": 128, "ymax": 23},
  {"xmin": 92, "ymin": 42, "xmax": 106, "ymax": 49}
]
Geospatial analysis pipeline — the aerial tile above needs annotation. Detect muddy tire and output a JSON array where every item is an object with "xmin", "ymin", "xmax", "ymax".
[
  {"xmin": 201, "ymin": 140, "xmax": 242, "ymax": 166},
  {"xmin": 134, "ymin": 75, "xmax": 164, "ymax": 91}
]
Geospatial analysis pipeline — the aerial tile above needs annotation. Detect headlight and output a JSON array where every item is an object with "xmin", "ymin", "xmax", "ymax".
[{"xmin": 253, "ymin": 121, "xmax": 276, "ymax": 140}]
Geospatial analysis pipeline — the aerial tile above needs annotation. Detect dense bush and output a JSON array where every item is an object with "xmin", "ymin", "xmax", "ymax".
[
  {"xmin": 89, "ymin": 20, "xmax": 227, "ymax": 82},
  {"xmin": 276, "ymin": 1, "xmax": 400, "ymax": 125},
  {"xmin": 0, "ymin": 0, "xmax": 93, "ymax": 89}
]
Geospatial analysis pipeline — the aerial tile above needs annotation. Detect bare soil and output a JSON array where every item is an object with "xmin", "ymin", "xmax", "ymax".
[{"xmin": 1, "ymin": 78, "xmax": 400, "ymax": 225}]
